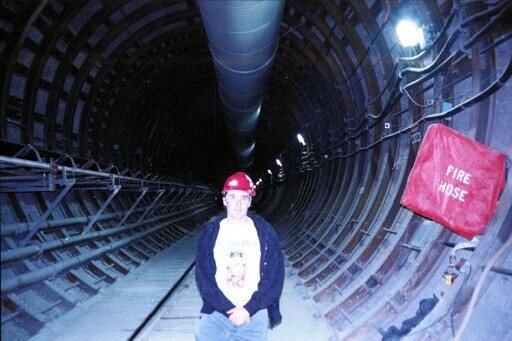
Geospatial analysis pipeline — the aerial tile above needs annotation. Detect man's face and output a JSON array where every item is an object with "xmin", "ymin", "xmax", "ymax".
[{"xmin": 223, "ymin": 190, "xmax": 251, "ymax": 221}]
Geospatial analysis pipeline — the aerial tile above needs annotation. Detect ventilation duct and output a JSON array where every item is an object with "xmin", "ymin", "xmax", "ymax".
[{"xmin": 198, "ymin": 0, "xmax": 285, "ymax": 167}]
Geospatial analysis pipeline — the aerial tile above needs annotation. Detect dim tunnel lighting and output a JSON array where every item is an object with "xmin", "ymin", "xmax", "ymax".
[
  {"xmin": 297, "ymin": 133, "xmax": 306, "ymax": 146},
  {"xmin": 276, "ymin": 159, "xmax": 282, "ymax": 167},
  {"xmin": 396, "ymin": 19, "xmax": 424, "ymax": 47},
  {"xmin": 267, "ymin": 169, "xmax": 272, "ymax": 175}
]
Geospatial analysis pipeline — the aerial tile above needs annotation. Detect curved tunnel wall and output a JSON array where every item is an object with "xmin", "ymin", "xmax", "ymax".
[{"xmin": 1, "ymin": 1, "xmax": 511, "ymax": 340}]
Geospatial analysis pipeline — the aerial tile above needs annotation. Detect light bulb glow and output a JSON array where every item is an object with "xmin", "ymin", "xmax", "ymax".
[
  {"xmin": 396, "ymin": 20, "xmax": 420, "ymax": 47},
  {"xmin": 297, "ymin": 133, "xmax": 306, "ymax": 146}
]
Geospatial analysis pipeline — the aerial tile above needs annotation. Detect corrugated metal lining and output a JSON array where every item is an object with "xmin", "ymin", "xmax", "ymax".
[{"xmin": 198, "ymin": 0, "xmax": 285, "ymax": 167}]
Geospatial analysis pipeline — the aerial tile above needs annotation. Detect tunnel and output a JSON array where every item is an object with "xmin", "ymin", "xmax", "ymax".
[{"xmin": 1, "ymin": 0, "xmax": 511, "ymax": 340}]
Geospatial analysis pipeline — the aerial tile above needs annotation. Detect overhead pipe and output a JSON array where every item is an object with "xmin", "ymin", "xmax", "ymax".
[{"xmin": 198, "ymin": 0, "xmax": 285, "ymax": 167}]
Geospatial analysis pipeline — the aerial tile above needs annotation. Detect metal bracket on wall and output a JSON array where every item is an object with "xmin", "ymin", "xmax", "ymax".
[
  {"xmin": 148, "ymin": 187, "xmax": 178, "ymax": 214},
  {"xmin": 163, "ymin": 188, "xmax": 200, "ymax": 216},
  {"xmin": 19, "ymin": 178, "xmax": 76, "ymax": 247},
  {"xmin": 0, "ymin": 162, "xmax": 59, "ymax": 192},
  {"xmin": 174, "ymin": 188, "xmax": 190, "ymax": 202},
  {"xmin": 117, "ymin": 187, "xmax": 148, "ymax": 227},
  {"xmin": 136, "ymin": 189, "xmax": 165, "ymax": 223},
  {"xmin": 164, "ymin": 188, "xmax": 189, "ymax": 210},
  {"xmin": 82, "ymin": 184, "xmax": 121, "ymax": 235}
]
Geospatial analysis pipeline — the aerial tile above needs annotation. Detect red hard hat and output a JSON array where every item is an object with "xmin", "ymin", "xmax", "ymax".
[{"xmin": 222, "ymin": 172, "xmax": 256, "ymax": 197}]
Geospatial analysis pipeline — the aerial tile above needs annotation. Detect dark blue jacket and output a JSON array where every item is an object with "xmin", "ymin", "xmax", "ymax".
[{"xmin": 195, "ymin": 214, "xmax": 285, "ymax": 327}]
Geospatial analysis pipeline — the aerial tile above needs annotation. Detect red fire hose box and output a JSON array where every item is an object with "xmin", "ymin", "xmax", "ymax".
[{"xmin": 400, "ymin": 124, "xmax": 507, "ymax": 240}]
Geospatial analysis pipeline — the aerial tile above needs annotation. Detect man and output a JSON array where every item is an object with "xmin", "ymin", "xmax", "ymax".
[{"xmin": 195, "ymin": 172, "xmax": 285, "ymax": 340}]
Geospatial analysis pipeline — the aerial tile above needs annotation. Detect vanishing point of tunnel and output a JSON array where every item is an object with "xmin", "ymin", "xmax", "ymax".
[{"xmin": 1, "ymin": 1, "xmax": 511, "ymax": 340}]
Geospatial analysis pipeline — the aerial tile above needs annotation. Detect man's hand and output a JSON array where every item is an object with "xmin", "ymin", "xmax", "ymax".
[{"xmin": 227, "ymin": 307, "xmax": 250, "ymax": 326}]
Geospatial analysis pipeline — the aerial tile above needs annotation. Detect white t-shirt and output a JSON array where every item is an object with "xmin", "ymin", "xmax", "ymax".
[{"xmin": 214, "ymin": 217, "xmax": 261, "ymax": 307}]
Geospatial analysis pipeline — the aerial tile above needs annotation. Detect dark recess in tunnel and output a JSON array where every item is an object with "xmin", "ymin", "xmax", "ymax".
[{"xmin": 1, "ymin": 0, "xmax": 511, "ymax": 340}]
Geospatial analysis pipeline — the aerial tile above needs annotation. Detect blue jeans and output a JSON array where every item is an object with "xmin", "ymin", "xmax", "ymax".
[{"xmin": 195, "ymin": 309, "xmax": 268, "ymax": 341}]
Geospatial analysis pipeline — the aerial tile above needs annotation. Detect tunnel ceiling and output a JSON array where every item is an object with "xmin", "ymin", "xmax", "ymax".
[{"xmin": 0, "ymin": 0, "xmax": 511, "ymax": 186}]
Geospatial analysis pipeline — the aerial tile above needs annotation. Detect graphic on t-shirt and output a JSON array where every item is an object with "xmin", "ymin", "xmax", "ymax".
[{"xmin": 227, "ymin": 250, "xmax": 246, "ymax": 287}]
